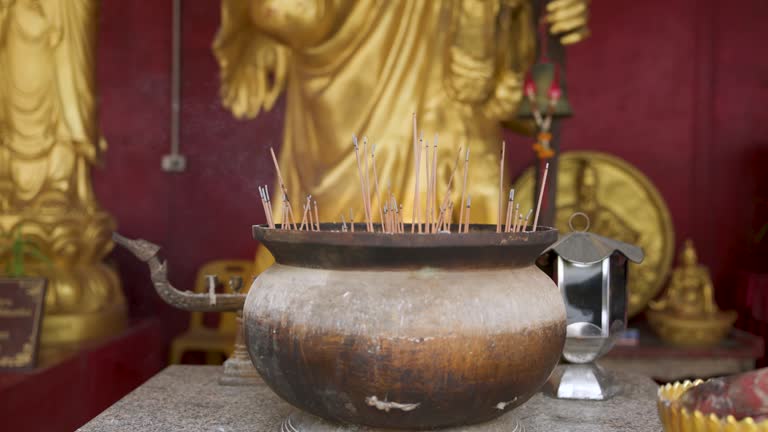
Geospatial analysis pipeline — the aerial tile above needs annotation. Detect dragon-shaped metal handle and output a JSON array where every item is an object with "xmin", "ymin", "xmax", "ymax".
[{"xmin": 112, "ymin": 232, "xmax": 246, "ymax": 312}]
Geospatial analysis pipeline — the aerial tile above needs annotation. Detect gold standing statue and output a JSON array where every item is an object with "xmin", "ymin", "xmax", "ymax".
[
  {"xmin": 0, "ymin": 0, "xmax": 125, "ymax": 344},
  {"xmin": 213, "ymin": 0, "xmax": 590, "ymax": 271},
  {"xmin": 648, "ymin": 240, "xmax": 736, "ymax": 347}
]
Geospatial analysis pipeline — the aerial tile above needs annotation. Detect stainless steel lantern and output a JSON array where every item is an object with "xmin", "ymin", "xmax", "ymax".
[{"xmin": 536, "ymin": 213, "xmax": 644, "ymax": 400}]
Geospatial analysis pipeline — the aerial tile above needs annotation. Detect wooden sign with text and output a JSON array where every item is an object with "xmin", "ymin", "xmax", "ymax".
[{"xmin": 0, "ymin": 278, "xmax": 46, "ymax": 370}]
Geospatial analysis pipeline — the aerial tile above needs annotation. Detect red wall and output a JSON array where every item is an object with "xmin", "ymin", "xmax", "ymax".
[{"xmin": 94, "ymin": 0, "xmax": 768, "ymax": 341}]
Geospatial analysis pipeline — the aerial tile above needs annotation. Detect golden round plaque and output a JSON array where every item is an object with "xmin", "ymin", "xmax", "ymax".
[{"xmin": 513, "ymin": 151, "xmax": 674, "ymax": 317}]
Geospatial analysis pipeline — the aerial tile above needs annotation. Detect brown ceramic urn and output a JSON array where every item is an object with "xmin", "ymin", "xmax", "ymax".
[{"xmin": 246, "ymin": 224, "xmax": 564, "ymax": 430}]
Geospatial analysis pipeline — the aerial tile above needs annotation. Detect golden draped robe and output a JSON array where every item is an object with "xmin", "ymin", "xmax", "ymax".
[
  {"xmin": 0, "ymin": 0, "xmax": 103, "ymax": 211},
  {"xmin": 214, "ymin": 0, "xmax": 536, "ymax": 270}
]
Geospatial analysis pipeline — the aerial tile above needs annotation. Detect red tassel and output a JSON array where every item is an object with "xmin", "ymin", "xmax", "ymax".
[{"xmin": 548, "ymin": 65, "xmax": 561, "ymax": 101}]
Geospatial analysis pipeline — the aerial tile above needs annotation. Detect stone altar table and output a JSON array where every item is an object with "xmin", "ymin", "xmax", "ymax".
[{"xmin": 78, "ymin": 365, "xmax": 662, "ymax": 432}]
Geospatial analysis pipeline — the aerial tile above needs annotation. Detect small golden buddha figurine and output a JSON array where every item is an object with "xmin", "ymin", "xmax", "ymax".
[
  {"xmin": 648, "ymin": 240, "xmax": 736, "ymax": 347},
  {"xmin": 651, "ymin": 240, "xmax": 717, "ymax": 317}
]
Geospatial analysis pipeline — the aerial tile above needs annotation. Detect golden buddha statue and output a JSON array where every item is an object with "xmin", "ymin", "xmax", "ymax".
[
  {"xmin": 213, "ymin": 0, "xmax": 590, "ymax": 270},
  {"xmin": 651, "ymin": 240, "xmax": 718, "ymax": 317},
  {"xmin": 648, "ymin": 240, "xmax": 736, "ymax": 347},
  {"xmin": 0, "ymin": 0, "xmax": 125, "ymax": 344}
]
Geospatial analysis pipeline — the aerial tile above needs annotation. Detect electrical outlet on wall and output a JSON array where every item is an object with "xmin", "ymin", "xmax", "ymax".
[{"xmin": 162, "ymin": 154, "xmax": 187, "ymax": 172}]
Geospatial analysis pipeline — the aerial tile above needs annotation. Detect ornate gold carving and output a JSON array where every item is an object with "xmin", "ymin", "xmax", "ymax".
[
  {"xmin": 0, "ymin": 0, "xmax": 125, "ymax": 344},
  {"xmin": 0, "ymin": 277, "xmax": 45, "ymax": 368},
  {"xmin": 513, "ymin": 151, "xmax": 675, "ymax": 317},
  {"xmin": 0, "ymin": 341, "xmax": 32, "ymax": 368}
]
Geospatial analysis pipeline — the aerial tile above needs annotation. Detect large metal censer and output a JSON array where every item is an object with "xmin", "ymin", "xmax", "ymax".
[{"xmin": 116, "ymin": 224, "xmax": 565, "ymax": 431}]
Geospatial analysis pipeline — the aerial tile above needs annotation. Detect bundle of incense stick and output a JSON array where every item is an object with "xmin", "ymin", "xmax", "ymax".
[{"xmin": 260, "ymin": 119, "xmax": 550, "ymax": 235}]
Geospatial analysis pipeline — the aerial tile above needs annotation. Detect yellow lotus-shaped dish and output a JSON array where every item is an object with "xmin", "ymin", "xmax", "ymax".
[{"xmin": 658, "ymin": 380, "xmax": 768, "ymax": 431}]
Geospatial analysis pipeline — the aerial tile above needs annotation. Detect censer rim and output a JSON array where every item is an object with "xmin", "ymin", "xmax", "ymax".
[
  {"xmin": 252, "ymin": 223, "xmax": 558, "ymax": 247},
  {"xmin": 251, "ymin": 224, "xmax": 558, "ymax": 269}
]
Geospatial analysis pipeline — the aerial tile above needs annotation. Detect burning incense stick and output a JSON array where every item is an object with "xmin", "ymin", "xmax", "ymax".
[
  {"xmin": 463, "ymin": 196, "xmax": 471, "ymax": 233},
  {"xmin": 430, "ymin": 135, "xmax": 438, "ymax": 233},
  {"xmin": 306, "ymin": 195, "xmax": 314, "ymax": 230},
  {"xmin": 341, "ymin": 214, "xmax": 348, "ymax": 232},
  {"xmin": 281, "ymin": 200, "xmax": 289, "ymax": 229},
  {"xmin": 269, "ymin": 147, "xmax": 298, "ymax": 229},
  {"xmin": 258, "ymin": 188, "xmax": 267, "ymax": 227},
  {"xmin": 392, "ymin": 196, "xmax": 398, "ymax": 233},
  {"xmin": 370, "ymin": 145, "xmax": 385, "ymax": 232},
  {"xmin": 436, "ymin": 210, "xmax": 444, "ymax": 232},
  {"xmin": 512, "ymin": 209, "xmax": 522, "ymax": 232},
  {"xmin": 363, "ymin": 137, "xmax": 373, "ymax": 232},
  {"xmin": 313, "ymin": 200, "xmax": 320, "ymax": 231},
  {"xmin": 504, "ymin": 189, "xmax": 514, "ymax": 232},
  {"xmin": 414, "ymin": 134, "xmax": 425, "ymax": 233},
  {"xmin": 436, "ymin": 194, "xmax": 447, "ymax": 232},
  {"xmin": 384, "ymin": 203, "xmax": 390, "ymax": 233},
  {"xmin": 383, "ymin": 204, "xmax": 390, "ymax": 233},
  {"xmin": 411, "ymin": 114, "xmax": 420, "ymax": 233},
  {"xmin": 307, "ymin": 204, "xmax": 315, "ymax": 232},
  {"xmin": 512, "ymin": 203, "xmax": 520, "ymax": 232},
  {"xmin": 264, "ymin": 185, "xmax": 275, "ymax": 228},
  {"xmin": 532, "ymin": 162, "xmax": 550, "ymax": 232},
  {"xmin": 497, "ymin": 141, "xmax": 505, "ymax": 233},
  {"xmin": 398, "ymin": 204, "xmax": 404, "ymax": 233},
  {"xmin": 352, "ymin": 136, "xmax": 372, "ymax": 232},
  {"xmin": 458, "ymin": 148, "xmax": 470, "ymax": 231},
  {"xmin": 299, "ymin": 200, "xmax": 310, "ymax": 231},
  {"xmin": 390, "ymin": 196, "xmax": 395, "ymax": 233},
  {"xmin": 433, "ymin": 146, "xmax": 462, "ymax": 232},
  {"xmin": 350, "ymin": 135, "xmax": 370, "ymax": 231},
  {"xmin": 435, "ymin": 196, "xmax": 447, "ymax": 232},
  {"xmin": 424, "ymin": 137, "xmax": 431, "ymax": 232},
  {"xmin": 258, "ymin": 187, "xmax": 273, "ymax": 229},
  {"xmin": 391, "ymin": 200, "xmax": 396, "ymax": 233},
  {"xmin": 523, "ymin": 209, "xmax": 533, "ymax": 232},
  {"xmin": 350, "ymin": 209, "xmax": 355, "ymax": 233}
]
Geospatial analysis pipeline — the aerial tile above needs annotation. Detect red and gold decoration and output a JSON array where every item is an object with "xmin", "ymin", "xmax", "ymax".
[
  {"xmin": 517, "ymin": 19, "xmax": 574, "ymax": 161},
  {"xmin": 0, "ymin": 278, "xmax": 47, "ymax": 369}
]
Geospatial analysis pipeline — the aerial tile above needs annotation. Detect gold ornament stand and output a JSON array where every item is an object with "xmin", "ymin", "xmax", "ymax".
[
  {"xmin": 0, "ymin": 210, "xmax": 126, "ymax": 345},
  {"xmin": 0, "ymin": 0, "xmax": 127, "ymax": 345},
  {"xmin": 218, "ymin": 312, "xmax": 261, "ymax": 386}
]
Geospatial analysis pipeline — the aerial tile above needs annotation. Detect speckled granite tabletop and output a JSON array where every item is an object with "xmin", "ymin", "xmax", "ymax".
[{"xmin": 78, "ymin": 365, "xmax": 662, "ymax": 432}]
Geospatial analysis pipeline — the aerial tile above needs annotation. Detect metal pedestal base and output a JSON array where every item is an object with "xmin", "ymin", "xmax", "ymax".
[
  {"xmin": 218, "ymin": 350, "xmax": 260, "ymax": 386},
  {"xmin": 218, "ymin": 314, "xmax": 261, "ymax": 386},
  {"xmin": 279, "ymin": 411, "xmax": 524, "ymax": 432},
  {"xmin": 543, "ymin": 363, "xmax": 619, "ymax": 400}
]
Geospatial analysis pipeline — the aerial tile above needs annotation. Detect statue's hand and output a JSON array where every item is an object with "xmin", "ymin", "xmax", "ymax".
[
  {"xmin": 545, "ymin": 0, "xmax": 590, "ymax": 45},
  {"xmin": 217, "ymin": 34, "xmax": 288, "ymax": 120}
]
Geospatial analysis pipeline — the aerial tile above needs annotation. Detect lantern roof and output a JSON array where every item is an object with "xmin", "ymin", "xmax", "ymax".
[{"xmin": 543, "ymin": 231, "xmax": 645, "ymax": 265}]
